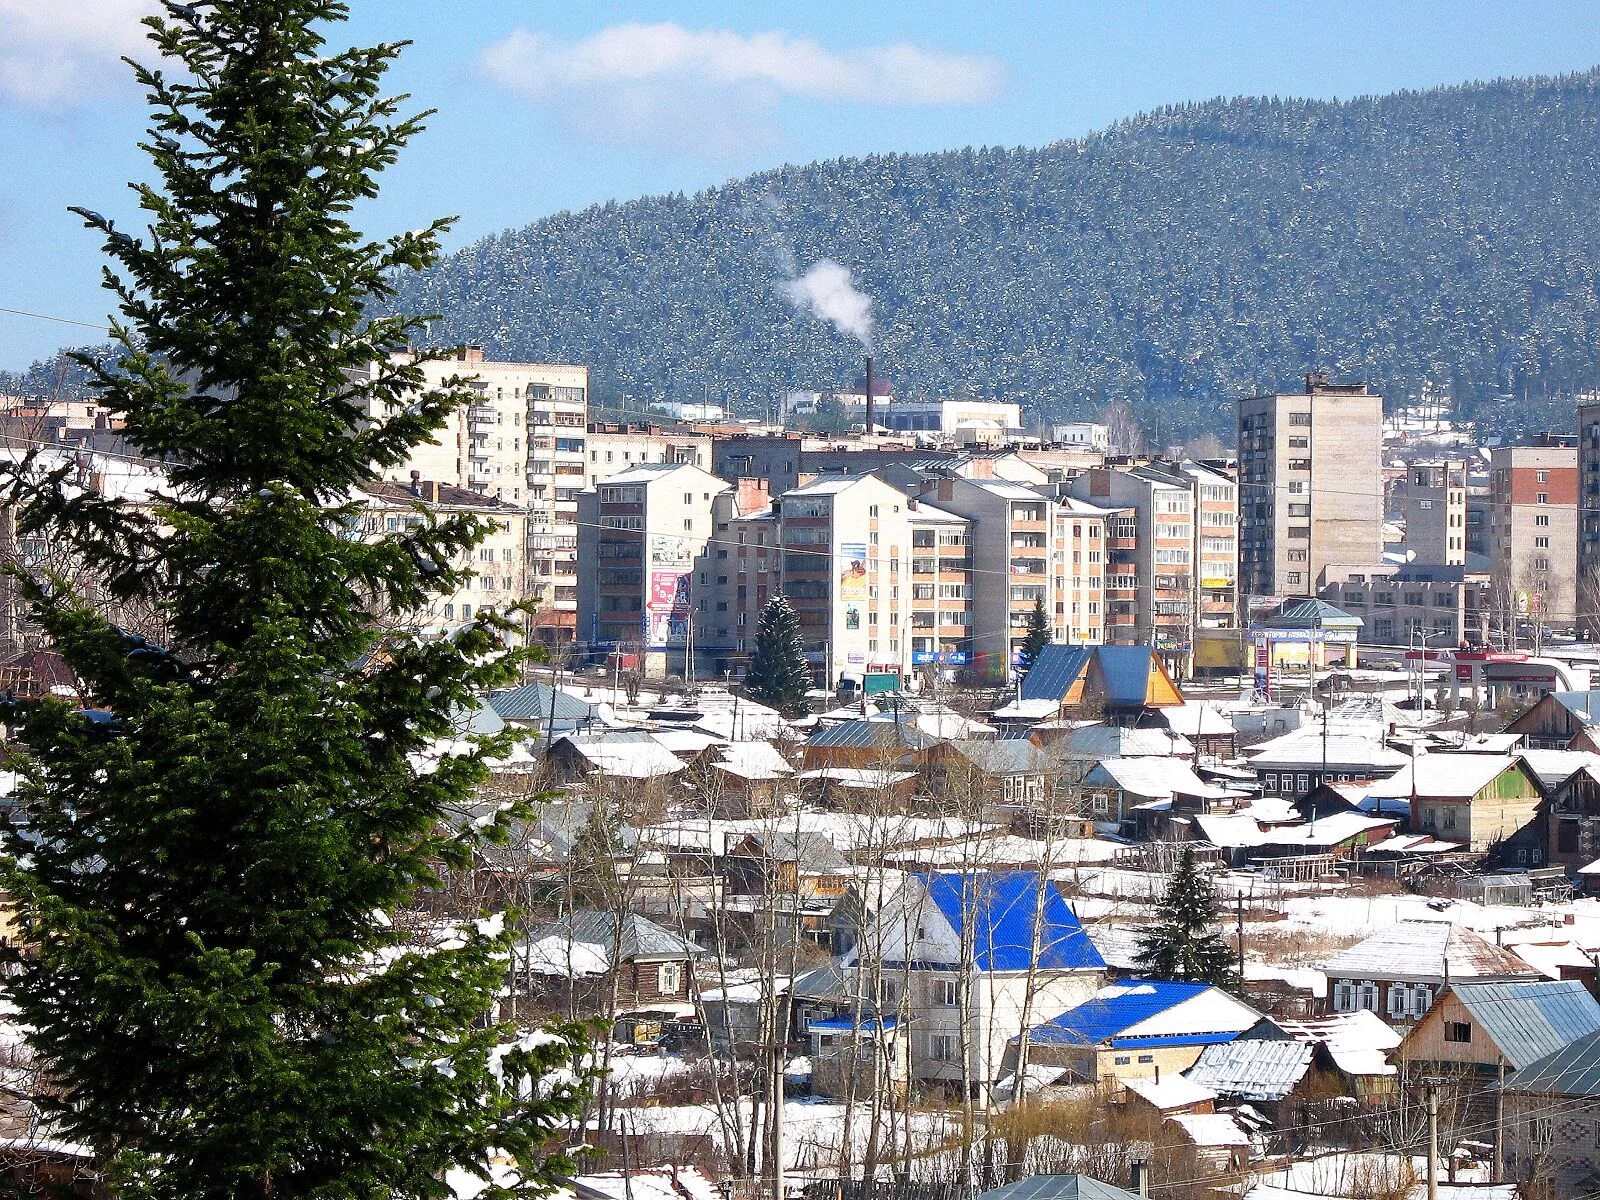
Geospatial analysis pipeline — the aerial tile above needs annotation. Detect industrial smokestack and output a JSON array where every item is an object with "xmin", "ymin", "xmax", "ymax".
[{"xmin": 864, "ymin": 355, "xmax": 875, "ymax": 434}]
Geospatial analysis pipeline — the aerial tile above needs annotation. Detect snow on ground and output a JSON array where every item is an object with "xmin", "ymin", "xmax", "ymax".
[
  {"xmin": 1276, "ymin": 891, "xmax": 1600, "ymax": 945},
  {"xmin": 1247, "ymin": 1151, "xmax": 1510, "ymax": 1199}
]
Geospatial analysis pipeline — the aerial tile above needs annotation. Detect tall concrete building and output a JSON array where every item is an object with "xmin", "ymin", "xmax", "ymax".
[
  {"xmin": 778, "ymin": 474, "xmax": 973, "ymax": 689},
  {"xmin": 575, "ymin": 462, "xmax": 730, "ymax": 678},
  {"xmin": 367, "ymin": 346, "xmax": 589, "ymax": 641},
  {"xmin": 1488, "ymin": 437, "xmax": 1578, "ymax": 631},
  {"xmin": 1237, "ymin": 375, "xmax": 1383, "ymax": 598},
  {"xmin": 1182, "ymin": 461, "xmax": 1241, "ymax": 626},
  {"xmin": 1578, "ymin": 400, "xmax": 1600, "ymax": 634},
  {"xmin": 1404, "ymin": 460, "xmax": 1468, "ymax": 567}
]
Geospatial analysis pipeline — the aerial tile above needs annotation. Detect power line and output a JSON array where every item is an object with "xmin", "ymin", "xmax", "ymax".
[{"xmin": 0, "ymin": 306, "xmax": 112, "ymax": 334}]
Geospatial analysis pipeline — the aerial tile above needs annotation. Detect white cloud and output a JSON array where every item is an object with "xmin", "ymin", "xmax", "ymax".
[
  {"xmin": 480, "ymin": 22, "xmax": 1005, "ymax": 156},
  {"xmin": 0, "ymin": 0, "xmax": 156, "ymax": 107}
]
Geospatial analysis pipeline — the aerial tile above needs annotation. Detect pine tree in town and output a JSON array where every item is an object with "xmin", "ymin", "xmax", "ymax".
[
  {"xmin": 1017, "ymin": 596, "xmax": 1052, "ymax": 678},
  {"xmin": 743, "ymin": 593, "xmax": 813, "ymax": 718},
  {"xmin": 1135, "ymin": 845, "xmax": 1239, "ymax": 988},
  {"xmin": 0, "ymin": 4, "xmax": 586, "ymax": 1198}
]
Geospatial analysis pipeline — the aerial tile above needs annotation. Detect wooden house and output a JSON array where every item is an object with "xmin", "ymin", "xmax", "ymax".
[
  {"xmin": 1364, "ymin": 752, "xmax": 1544, "ymax": 855},
  {"xmin": 1503, "ymin": 690, "xmax": 1600, "ymax": 749}
]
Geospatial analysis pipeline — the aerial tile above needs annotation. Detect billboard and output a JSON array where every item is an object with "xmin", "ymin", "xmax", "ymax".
[{"xmin": 646, "ymin": 570, "xmax": 690, "ymax": 646}]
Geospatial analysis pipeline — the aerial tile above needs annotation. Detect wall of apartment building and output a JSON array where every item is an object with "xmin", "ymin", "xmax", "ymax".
[
  {"xmin": 1185, "ymin": 462, "xmax": 1240, "ymax": 626},
  {"xmin": 1580, "ymin": 404, "xmax": 1600, "ymax": 634},
  {"xmin": 1402, "ymin": 460, "xmax": 1468, "ymax": 567},
  {"xmin": 1058, "ymin": 501, "xmax": 1109, "ymax": 646},
  {"xmin": 584, "ymin": 424, "xmax": 713, "ymax": 486},
  {"xmin": 701, "ymin": 482, "xmax": 778, "ymax": 678},
  {"xmin": 576, "ymin": 464, "xmax": 730, "ymax": 678},
  {"xmin": 712, "ymin": 434, "xmax": 807, "ymax": 497},
  {"xmin": 1321, "ymin": 569, "xmax": 1488, "ymax": 648},
  {"xmin": 1238, "ymin": 382, "xmax": 1382, "ymax": 597},
  {"xmin": 1488, "ymin": 443, "xmax": 1578, "ymax": 629},
  {"xmin": 366, "ymin": 347, "xmax": 589, "ymax": 641},
  {"xmin": 359, "ymin": 484, "xmax": 526, "ymax": 634},
  {"xmin": 1066, "ymin": 468, "xmax": 1194, "ymax": 669},
  {"xmin": 780, "ymin": 475, "xmax": 975, "ymax": 688}
]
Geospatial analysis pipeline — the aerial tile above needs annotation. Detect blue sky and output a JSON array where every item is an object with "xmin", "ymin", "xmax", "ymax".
[{"xmin": 3, "ymin": 0, "xmax": 1600, "ymax": 369}]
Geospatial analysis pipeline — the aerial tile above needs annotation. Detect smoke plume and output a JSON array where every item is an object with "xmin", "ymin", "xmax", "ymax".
[{"xmin": 781, "ymin": 259, "xmax": 874, "ymax": 350}]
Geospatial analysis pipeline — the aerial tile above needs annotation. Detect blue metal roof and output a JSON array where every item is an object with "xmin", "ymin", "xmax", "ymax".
[
  {"xmin": 1094, "ymin": 645, "xmax": 1158, "ymax": 708},
  {"xmin": 808, "ymin": 1015, "xmax": 899, "ymax": 1033},
  {"xmin": 1451, "ymin": 980, "xmax": 1600, "ymax": 1070},
  {"xmin": 917, "ymin": 871, "xmax": 1106, "ymax": 974},
  {"xmin": 1109, "ymin": 1031, "xmax": 1242, "ymax": 1049},
  {"xmin": 1018, "ymin": 645, "xmax": 1093, "ymax": 702},
  {"xmin": 1027, "ymin": 980, "xmax": 1212, "ymax": 1046}
]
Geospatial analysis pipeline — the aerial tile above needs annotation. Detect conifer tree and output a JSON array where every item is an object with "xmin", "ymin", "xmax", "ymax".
[
  {"xmin": 0, "ymin": 4, "xmax": 586, "ymax": 1198},
  {"xmin": 1135, "ymin": 845, "xmax": 1239, "ymax": 988},
  {"xmin": 1017, "ymin": 597, "xmax": 1052, "ymax": 678},
  {"xmin": 743, "ymin": 593, "xmax": 813, "ymax": 718}
]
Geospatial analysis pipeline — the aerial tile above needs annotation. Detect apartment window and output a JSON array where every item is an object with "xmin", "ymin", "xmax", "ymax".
[
  {"xmin": 1288, "ymin": 412, "xmax": 1311, "ymax": 426},
  {"xmin": 1536, "ymin": 537, "xmax": 1550, "ymax": 549},
  {"xmin": 1537, "ymin": 492, "xmax": 1549, "ymax": 504},
  {"xmin": 1536, "ymin": 514, "xmax": 1550, "ymax": 527},
  {"xmin": 1536, "ymin": 469, "xmax": 1549, "ymax": 482},
  {"xmin": 931, "ymin": 1034, "xmax": 957, "ymax": 1062},
  {"xmin": 936, "ymin": 979, "xmax": 959, "ymax": 1007}
]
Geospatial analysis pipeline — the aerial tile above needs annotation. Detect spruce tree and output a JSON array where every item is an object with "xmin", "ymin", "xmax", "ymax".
[
  {"xmin": 743, "ymin": 593, "xmax": 813, "ymax": 718},
  {"xmin": 0, "ymin": 4, "xmax": 586, "ymax": 1198},
  {"xmin": 1135, "ymin": 845, "xmax": 1239, "ymax": 988},
  {"xmin": 1017, "ymin": 596, "xmax": 1051, "ymax": 678}
]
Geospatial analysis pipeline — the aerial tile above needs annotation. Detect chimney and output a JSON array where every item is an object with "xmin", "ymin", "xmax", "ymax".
[
  {"xmin": 864, "ymin": 355, "xmax": 875, "ymax": 434},
  {"xmin": 409, "ymin": 468, "xmax": 422, "ymax": 499}
]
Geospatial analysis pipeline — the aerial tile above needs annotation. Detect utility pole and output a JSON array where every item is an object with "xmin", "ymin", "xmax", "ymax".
[
  {"xmin": 1425, "ymin": 1081, "xmax": 1440, "ymax": 1200},
  {"xmin": 1235, "ymin": 893, "xmax": 1246, "ymax": 986},
  {"xmin": 1493, "ymin": 1060, "xmax": 1505, "ymax": 1183}
]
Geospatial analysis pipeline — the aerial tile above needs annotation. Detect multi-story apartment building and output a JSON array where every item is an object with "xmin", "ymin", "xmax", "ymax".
[
  {"xmin": 1488, "ymin": 437, "xmax": 1578, "ymax": 631},
  {"xmin": 1322, "ymin": 567, "xmax": 1489, "ymax": 648},
  {"xmin": 918, "ymin": 477, "xmax": 1094, "ymax": 679},
  {"xmin": 1403, "ymin": 460, "xmax": 1468, "ymax": 566},
  {"xmin": 778, "ymin": 475, "xmax": 973, "ymax": 689},
  {"xmin": 1065, "ymin": 465, "xmax": 1195, "ymax": 669},
  {"xmin": 1577, "ymin": 399, "xmax": 1600, "ymax": 635},
  {"xmin": 575, "ymin": 463, "xmax": 730, "ymax": 678},
  {"xmin": 359, "ymin": 480, "xmax": 526, "ymax": 634},
  {"xmin": 1182, "ymin": 460, "xmax": 1240, "ymax": 625},
  {"xmin": 366, "ymin": 346, "xmax": 589, "ymax": 642},
  {"xmin": 584, "ymin": 423, "xmax": 713, "ymax": 485},
  {"xmin": 700, "ymin": 480, "xmax": 779, "ymax": 679},
  {"xmin": 1237, "ymin": 374, "xmax": 1383, "ymax": 598}
]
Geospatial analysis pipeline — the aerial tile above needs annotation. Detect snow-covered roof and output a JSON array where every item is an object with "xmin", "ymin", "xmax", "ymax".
[
  {"xmin": 1245, "ymin": 722, "xmax": 1410, "ymax": 771},
  {"xmin": 1122, "ymin": 1074, "xmax": 1217, "ymax": 1111},
  {"xmin": 1161, "ymin": 702, "xmax": 1238, "ymax": 738},
  {"xmin": 1185, "ymin": 1037, "xmax": 1313, "ymax": 1102},
  {"xmin": 1083, "ymin": 757, "xmax": 1239, "ymax": 801},
  {"xmin": 649, "ymin": 729, "xmax": 724, "ymax": 755},
  {"xmin": 991, "ymin": 698, "xmax": 1064, "ymax": 720},
  {"xmin": 1322, "ymin": 921, "xmax": 1539, "ymax": 983},
  {"xmin": 794, "ymin": 767, "xmax": 916, "ymax": 788},
  {"xmin": 1168, "ymin": 1111, "xmax": 1251, "ymax": 1148},
  {"xmin": 1518, "ymin": 748, "xmax": 1600, "ymax": 789},
  {"xmin": 1274, "ymin": 1010, "xmax": 1400, "ymax": 1078},
  {"xmin": 1364, "ymin": 753, "xmax": 1531, "ymax": 800},
  {"xmin": 558, "ymin": 734, "xmax": 686, "ymax": 778},
  {"xmin": 713, "ymin": 741, "xmax": 792, "ymax": 780},
  {"xmin": 1056, "ymin": 724, "xmax": 1193, "ymax": 760}
]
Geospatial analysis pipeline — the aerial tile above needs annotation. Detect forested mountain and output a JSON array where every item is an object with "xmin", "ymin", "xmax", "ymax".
[{"xmin": 383, "ymin": 69, "xmax": 1600, "ymax": 439}]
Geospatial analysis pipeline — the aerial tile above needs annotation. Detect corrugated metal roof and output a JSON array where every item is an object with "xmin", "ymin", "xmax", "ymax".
[
  {"xmin": 944, "ymin": 738, "xmax": 1049, "ymax": 776},
  {"xmin": 1450, "ymin": 980, "xmax": 1600, "ymax": 1070},
  {"xmin": 1503, "ymin": 1027, "xmax": 1600, "ymax": 1097},
  {"xmin": 1095, "ymin": 646, "xmax": 1158, "ymax": 708},
  {"xmin": 490, "ymin": 682, "xmax": 598, "ymax": 722},
  {"xmin": 918, "ymin": 871, "xmax": 1106, "ymax": 974},
  {"xmin": 1019, "ymin": 645, "xmax": 1094, "ymax": 703},
  {"xmin": 1029, "ymin": 981, "xmax": 1212, "ymax": 1046},
  {"xmin": 735, "ymin": 830, "xmax": 847, "ymax": 873},
  {"xmin": 532, "ymin": 910, "xmax": 706, "ymax": 963},
  {"xmin": 805, "ymin": 718, "xmax": 936, "ymax": 750},
  {"xmin": 974, "ymin": 1175, "xmax": 1142, "ymax": 1200},
  {"xmin": 1185, "ymin": 1038, "xmax": 1314, "ymax": 1101},
  {"xmin": 1552, "ymin": 692, "xmax": 1600, "ymax": 726}
]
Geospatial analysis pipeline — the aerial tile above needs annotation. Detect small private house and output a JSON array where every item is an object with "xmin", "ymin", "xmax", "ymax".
[
  {"xmin": 839, "ymin": 870, "xmax": 1108, "ymax": 1097},
  {"xmin": 524, "ymin": 910, "xmax": 707, "ymax": 1024},
  {"xmin": 1393, "ymin": 978, "xmax": 1600, "ymax": 1111},
  {"xmin": 800, "ymin": 717, "xmax": 939, "ymax": 772},
  {"xmin": 1499, "ymin": 1027, "xmax": 1600, "ymax": 1190},
  {"xmin": 722, "ymin": 831, "xmax": 849, "ymax": 902},
  {"xmin": 1243, "ymin": 721, "xmax": 1410, "ymax": 801},
  {"xmin": 1547, "ymin": 762, "xmax": 1600, "ymax": 876},
  {"xmin": 1020, "ymin": 980, "xmax": 1262, "ymax": 1086},
  {"xmin": 926, "ymin": 738, "xmax": 1058, "ymax": 818},
  {"xmin": 706, "ymin": 741, "xmax": 793, "ymax": 819},
  {"xmin": 1013, "ymin": 644, "xmax": 1186, "ymax": 724},
  {"xmin": 1503, "ymin": 689, "xmax": 1600, "ymax": 749},
  {"xmin": 488, "ymin": 681, "xmax": 604, "ymax": 738},
  {"xmin": 1320, "ymin": 921, "xmax": 1541, "ymax": 1025},
  {"xmin": 1081, "ymin": 757, "xmax": 1247, "ymax": 837},
  {"xmin": 1363, "ymin": 753, "xmax": 1544, "ymax": 857}
]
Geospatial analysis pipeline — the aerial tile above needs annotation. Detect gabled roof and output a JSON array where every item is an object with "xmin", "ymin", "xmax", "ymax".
[
  {"xmin": 1260, "ymin": 598, "xmax": 1363, "ymax": 630},
  {"xmin": 1551, "ymin": 691, "xmax": 1600, "ymax": 726},
  {"xmin": 490, "ymin": 682, "xmax": 599, "ymax": 722},
  {"xmin": 555, "ymin": 732, "xmax": 686, "ymax": 778},
  {"xmin": 1184, "ymin": 1038, "xmax": 1314, "ymax": 1101},
  {"xmin": 713, "ymin": 741, "xmax": 793, "ymax": 780},
  {"xmin": 731, "ymin": 830, "xmax": 847, "ymax": 873},
  {"xmin": 805, "ymin": 718, "xmax": 938, "ymax": 751},
  {"xmin": 1082, "ymin": 757, "xmax": 1237, "ymax": 801},
  {"xmin": 973, "ymin": 1175, "xmax": 1142, "ymax": 1200},
  {"xmin": 916, "ymin": 871, "xmax": 1106, "ymax": 973},
  {"xmin": 1091, "ymin": 645, "xmax": 1183, "ymax": 709},
  {"xmin": 532, "ymin": 910, "xmax": 706, "ymax": 964},
  {"xmin": 1056, "ymin": 724, "xmax": 1192, "ymax": 760},
  {"xmin": 1323, "ymin": 921, "xmax": 1538, "ymax": 983},
  {"xmin": 942, "ymin": 738, "xmax": 1051, "ymax": 776},
  {"xmin": 1364, "ymin": 753, "xmax": 1536, "ymax": 800},
  {"xmin": 1029, "ymin": 980, "xmax": 1257, "ymax": 1048},
  {"xmin": 1019, "ymin": 645, "xmax": 1095, "ymax": 703},
  {"xmin": 1445, "ymin": 980, "xmax": 1600, "ymax": 1070},
  {"xmin": 1503, "ymin": 1027, "xmax": 1600, "ymax": 1097}
]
